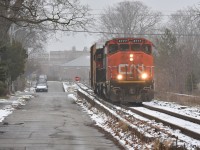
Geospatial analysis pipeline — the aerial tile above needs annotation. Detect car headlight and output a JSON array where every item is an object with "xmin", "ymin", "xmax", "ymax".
[
  {"xmin": 117, "ymin": 74, "xmax": 123, "ymax": 80},
  {"xmin": 141, "ymin": 73, "xmax": 148, "ymax": 80}
]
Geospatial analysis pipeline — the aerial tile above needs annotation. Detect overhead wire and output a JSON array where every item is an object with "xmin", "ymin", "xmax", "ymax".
[{"xmin": 60, "ymin": 29, "xmax": 200, "ymax": 37}]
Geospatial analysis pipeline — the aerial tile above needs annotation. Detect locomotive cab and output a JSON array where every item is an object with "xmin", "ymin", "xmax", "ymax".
[{"xmin": 90, "ymin": 38, "xmax": 154, "ymax": 103}]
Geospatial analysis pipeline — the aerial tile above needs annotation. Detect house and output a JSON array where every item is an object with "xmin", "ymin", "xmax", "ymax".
[
  {"xmin": 33, "ymin": 50, "xmax": 89, "ymax": 80},
  {"xmin": 60, "ymin": 55, "xmax": 90, "ymax": 82}
]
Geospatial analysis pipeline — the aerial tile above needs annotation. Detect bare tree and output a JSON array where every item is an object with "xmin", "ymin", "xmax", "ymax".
[
  {"xmin": 0, "ymin": 0, "xmax": 93, "ymax": 63},
  {"xmin": 155, "ymin": 6, "xmax": 200, "ymax": 94},
  {"xmin": 0, "ymin": 0, "xmax": 92, "ymax": 40},
  {"xmin": 98, "ymin": 1, "xmax": 162, "ymax": 39},
  {"xmin": 9, "ymin": 24, "xmax": 47, "ymax": 54},
  {"xmin": 169, "ymin": 7, "xmax": 200, "ymax": 92},
  {"xmin": 155, "ymin": 29, "xmax": 184, "ymax": 92},
  {"xmin": 168, "ymin": 7, "xmax": 200, "ymax": 49}
]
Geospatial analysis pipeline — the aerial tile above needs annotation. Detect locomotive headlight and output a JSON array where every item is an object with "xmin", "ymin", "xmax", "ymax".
[
  {"xmin": 129, "ymin": 54, "xmax": 134, "ymax": 62},
  {"xmin": 129, "ymin": 57, "xmax": 134, "ymax": 61},
  {"xmin": 117, "ymin": 74, "xmax": 123, "ymax": 80},
  {"xmin": 141, "ymin": 73, "xmax": 148, "ymax": 80}
]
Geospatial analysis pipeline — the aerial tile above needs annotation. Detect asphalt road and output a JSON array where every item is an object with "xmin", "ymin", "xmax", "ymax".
[{"xmin": 0, "ymin": 81, "xmax": 121, "ymax": 150}]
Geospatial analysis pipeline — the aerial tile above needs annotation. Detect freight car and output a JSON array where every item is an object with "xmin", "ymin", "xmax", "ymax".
[{"xmin": 90, "ymin": 38, "xmax": 154, "ymax": 103}]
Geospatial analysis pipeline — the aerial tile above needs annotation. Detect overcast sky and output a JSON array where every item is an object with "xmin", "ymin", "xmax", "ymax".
[{"xmin": 45, "ymin": 0, "xmax": 200, "ymax": 52}]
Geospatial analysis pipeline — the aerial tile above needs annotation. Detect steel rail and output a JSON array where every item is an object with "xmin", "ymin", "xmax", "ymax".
[
  {"xmin": 143, "ymin": 104, "xmax": 200, "ymax": 125},
  {"xmin": 124, "ymin": 106, "xmax": 200, "ymax": 141}
]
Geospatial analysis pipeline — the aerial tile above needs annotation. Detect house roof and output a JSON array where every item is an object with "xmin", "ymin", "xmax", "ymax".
[{"xmin": 61, "ymin": 55, "xmax": 90, "ymax": 67}]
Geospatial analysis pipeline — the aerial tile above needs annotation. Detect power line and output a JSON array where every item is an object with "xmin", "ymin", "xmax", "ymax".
[
  {"xmin": 89, "ymin": 8, "xmax": 199, "ymax": 17},
  {"xmin": 90, "ymin": 13, "xmax": 197, "ymax": 17},
  {"xmin": 60, "ymin": 29, "xmax": 200, "ymax": 37}
]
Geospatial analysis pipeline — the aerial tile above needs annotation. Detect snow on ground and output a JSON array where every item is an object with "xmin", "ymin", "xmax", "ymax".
[
  {"xmin": 0, "ymin": 106, "xmax": 13, "ymax": 122},
  {"xmin": 130, "ymin": 106, "xmax": 200, "ymax": 147},
  {"xmin": 0, "ymin": 90, "xmax": 35, "ymax": 123},
  {"xmin": 64, "ymin": 82, "xmax": 200, "ymax": 149},
  {"xmin": 63, "ymin": 82, "xmax": 78, "ymax": 92},
  {"xmin": 144, "ymin": 100, "xmax": 200, "ymax": 120}
]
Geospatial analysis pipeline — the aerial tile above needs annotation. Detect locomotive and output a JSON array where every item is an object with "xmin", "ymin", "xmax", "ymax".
[{"xmin": 90, "ymin": 38, "xmax": 154, "ymax": 103}]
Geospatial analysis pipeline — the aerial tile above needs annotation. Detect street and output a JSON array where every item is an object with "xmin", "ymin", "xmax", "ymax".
[{"xmin": 0, "ymin": 81, "xmax": 120, "ymax": 150}]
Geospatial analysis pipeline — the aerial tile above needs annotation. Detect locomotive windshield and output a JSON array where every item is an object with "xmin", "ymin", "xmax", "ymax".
[
  {"xmin": 108, "ymin": 43, "xmax": 151, "ymax": 54},
  {"xmin": 119, "ymin": 44, "xmax": 129, "ymax": 51},
  {"xmin": 109, "ymin": 44, "xmax": 129, "ymax": 54},
  {"xmin": 131, "ymin": 44, "xmax": 151, "ymax": 54},
  {"xmin": 131, "ymin": 44, "xmax": 141, "ymax": 51}
]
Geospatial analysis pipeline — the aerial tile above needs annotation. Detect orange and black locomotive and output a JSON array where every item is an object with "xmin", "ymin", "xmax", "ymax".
[{"xmin": 90, "ymin": 38, "xmax": 154, "ymax": 103}]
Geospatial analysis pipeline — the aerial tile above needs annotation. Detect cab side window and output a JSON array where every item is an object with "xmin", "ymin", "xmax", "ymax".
[
  {"xmin": 108, "ymin": 44, "xmax": 118, "ymax": 54},
  {"xmin": 142, "ymin": 45, "xmax": 151, "ymax": 54}
]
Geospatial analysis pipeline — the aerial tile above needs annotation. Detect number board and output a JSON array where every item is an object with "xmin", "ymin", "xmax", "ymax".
[
  {"xmin": 118, "ymin": 39, "xmax": 143, "ymax": 43},
  {"xmin": 118, "ymin": 39, "xmax": 128, "ymax": 43},
  {"xmin": 130, "ymin": 39, "xmax": 143, "ymax": 43}
]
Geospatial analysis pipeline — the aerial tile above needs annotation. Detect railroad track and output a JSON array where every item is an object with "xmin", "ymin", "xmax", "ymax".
[
  {"xmin": 143, "ymin": 104, "xmax": 200, "ymax": 125},
  {"xmin": 76, "ymin": 82, "xmax": 200, "ymax": 148},
  {"xmin": 121, "ymin": 105, "xmax": 200, "ymax": 140}
]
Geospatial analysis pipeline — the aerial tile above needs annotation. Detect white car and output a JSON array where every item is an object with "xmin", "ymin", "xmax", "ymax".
[{"xmin": 35, "ymin": 83, "xmax": 48, "ymax": 92}]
